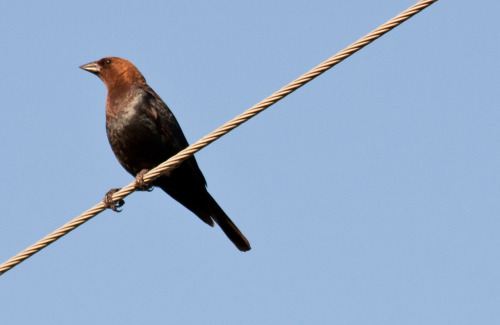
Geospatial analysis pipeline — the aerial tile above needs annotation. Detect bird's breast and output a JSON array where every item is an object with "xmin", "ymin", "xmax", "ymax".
[{"xmin": 106, "ymin": 98, "xmax": 170, "ymax": 176}]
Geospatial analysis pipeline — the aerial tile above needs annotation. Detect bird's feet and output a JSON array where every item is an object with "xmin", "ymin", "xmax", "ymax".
[
  {"xmin": 135, "ymin": 169, "xmax": 154, "ymax": 192},
  {"xmin": 103, "ymin": 188, "xmax": 125, "ymax": 212}
]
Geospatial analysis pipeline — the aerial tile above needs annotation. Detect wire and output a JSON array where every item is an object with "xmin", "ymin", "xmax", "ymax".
[{"xmin": 0, "ymin": 0, "xmax": 438, "ymax": 276}]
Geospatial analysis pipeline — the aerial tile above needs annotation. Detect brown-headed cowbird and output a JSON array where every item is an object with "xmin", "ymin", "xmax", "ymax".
[{"xmin": 80, "ymin": 57, "xmax": 251, "ymax": 251}]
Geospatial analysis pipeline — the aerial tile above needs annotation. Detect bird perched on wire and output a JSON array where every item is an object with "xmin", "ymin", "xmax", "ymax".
[{"xmin": 80, "ymin": 57, "xmax": 251, "ymax": 251}]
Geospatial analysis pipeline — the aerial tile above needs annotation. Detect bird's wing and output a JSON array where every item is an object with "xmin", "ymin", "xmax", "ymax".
[{"xmin": 141, "ymin": 84, "xmax": 207, "ymax": 187}]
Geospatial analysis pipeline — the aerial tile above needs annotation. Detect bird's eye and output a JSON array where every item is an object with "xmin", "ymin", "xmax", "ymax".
[{"xmin": 104, "ymin": 59, "xmax": 112, "ymax": 65}]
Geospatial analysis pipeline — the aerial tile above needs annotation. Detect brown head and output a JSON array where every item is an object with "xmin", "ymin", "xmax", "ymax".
[{"xmin": 79, "ymin": 57, "xmax": 146, "ymax": 90}]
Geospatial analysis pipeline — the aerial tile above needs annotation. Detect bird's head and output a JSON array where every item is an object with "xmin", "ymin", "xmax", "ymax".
[{"xmin": 80, "ymin": 57, "xmax": 146, "ymax": 89}]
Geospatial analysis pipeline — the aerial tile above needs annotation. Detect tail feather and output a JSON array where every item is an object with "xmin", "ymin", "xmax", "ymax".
[
  {"xmin": 207, "ymin": 194, "xmax": 251, "ymax": 252},
  {"xmin": 157, "ymin": 182, "xmax": 251, "ymax": 251}
]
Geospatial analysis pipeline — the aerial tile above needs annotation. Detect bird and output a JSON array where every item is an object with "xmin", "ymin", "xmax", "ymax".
[{"xmin": 80, "ymin": 57, "xmax": 251, "ymax": 251}]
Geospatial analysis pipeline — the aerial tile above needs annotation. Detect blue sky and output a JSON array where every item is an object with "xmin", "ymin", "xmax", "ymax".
[{"xmin": 1, "ymin": 0, "xmax": 499, "ymax": 324}]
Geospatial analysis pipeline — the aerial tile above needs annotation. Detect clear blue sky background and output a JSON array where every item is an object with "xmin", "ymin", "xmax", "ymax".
[{"xmin": 1, "ymin": 1, "xmax": 498, "ymax": 324}]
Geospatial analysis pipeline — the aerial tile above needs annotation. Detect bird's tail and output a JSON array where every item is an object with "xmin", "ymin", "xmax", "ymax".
[{"xmin": 206, "ymin": 194, "xmax": 251, "ymax": 252}]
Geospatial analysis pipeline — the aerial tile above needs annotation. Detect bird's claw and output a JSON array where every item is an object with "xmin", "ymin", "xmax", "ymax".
[
  {"xmin": 103, "ymin": 188, "xmax": 125, "ymax": 212},
  {"xmin": 135, "ymin": 169, "xmax": 153, "ymax": 191}
]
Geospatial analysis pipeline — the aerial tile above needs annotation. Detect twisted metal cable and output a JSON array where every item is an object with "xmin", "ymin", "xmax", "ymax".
[{"xmin": 0, "ymin": 0, "xmax": 438, "ymax": 276}]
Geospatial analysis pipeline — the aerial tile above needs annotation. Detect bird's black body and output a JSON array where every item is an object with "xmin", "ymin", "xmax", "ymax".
[{"xmin": 106, "ymin": 84, "xmax": 211, "ymax": 223}]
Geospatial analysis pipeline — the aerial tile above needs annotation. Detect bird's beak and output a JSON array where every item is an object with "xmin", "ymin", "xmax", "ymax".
[{"xmin": 79, "ymin": 61, "xmax": 100, "ymax": 75}]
